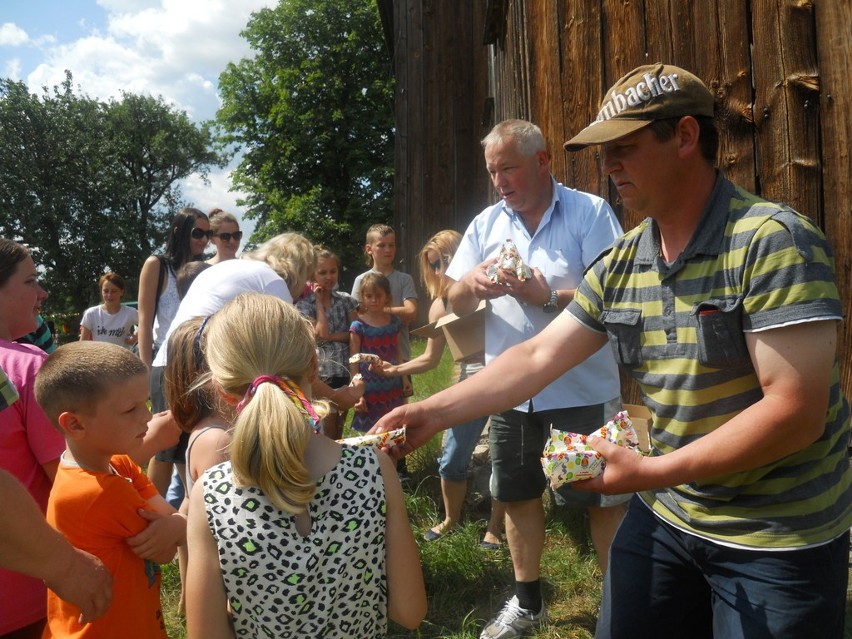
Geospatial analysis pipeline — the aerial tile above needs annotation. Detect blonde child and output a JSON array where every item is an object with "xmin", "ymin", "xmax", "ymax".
[
  {"xmin": 79, "ymin": 272, "xmax": 139, "ymax": 349},
  {"xmin": 34, "ymin": 342, "xmax": 185, "ymax": 638},
  {"xmin": 351, "ymin": 224, "xmax": 418, "ymax": 366},
  {"xmin": 349, "ymin": 272, "xmax": 407, "ymax": 433},
  {"xmin": 296, "ymin": 247, "xmax": 359, "ymax": 439},
  {"xmin": 186, "ymin": 293, "xmax": 426, "ymax": 638}
]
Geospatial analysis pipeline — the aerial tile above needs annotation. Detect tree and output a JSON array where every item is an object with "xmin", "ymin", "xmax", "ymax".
[
  {"xmin": 0, "ymin": 73, "xmax": 223, "ymax": 318},
  {"xmin": 216, "ymin": 0, "xmax": 394, "ymax": 274}
]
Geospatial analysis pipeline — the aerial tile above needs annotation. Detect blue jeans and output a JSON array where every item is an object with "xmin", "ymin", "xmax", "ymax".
[
  {"xmin": 596, "ymin": 496, "xmax": 850, "ymax": 639},
  {"xmin": 438, "ymin": 415, "xmax": 489, "ymax": 482}
]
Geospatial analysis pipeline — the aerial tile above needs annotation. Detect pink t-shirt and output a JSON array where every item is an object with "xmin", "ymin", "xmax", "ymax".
[{"xmin": 0, "ymin": 339, "xmax": 65, "ymax": 633}]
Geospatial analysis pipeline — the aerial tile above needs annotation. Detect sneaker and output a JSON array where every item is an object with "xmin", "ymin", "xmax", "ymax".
[{"xmin": 479, "ymin": 596, "xmax": 547, "ymax": 638}]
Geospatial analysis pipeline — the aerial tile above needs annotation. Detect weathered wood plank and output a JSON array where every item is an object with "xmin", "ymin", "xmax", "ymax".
[
  {"xmin": 751, "ymin": 0, "xmax": 821, "ymax": 218},
  {"xmin": 815, "ymin": 0, "xmax": 852, "ymax": 390},
  {"xmin": 557, "ymin": 0, "xmax": 607, "ymax": 197}
]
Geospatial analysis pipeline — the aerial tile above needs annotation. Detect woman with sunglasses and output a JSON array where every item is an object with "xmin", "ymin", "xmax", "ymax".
[
  {"xmin": 137, "ymin": 207, "xmax": 209, "ymax": 497},
  {"xmin": 376, "ymin": 229, "xmax": 506, "ymax": 549},
  {"xmin": 205, "ymin": 208, "xmax": 243, "ymax": 265}
]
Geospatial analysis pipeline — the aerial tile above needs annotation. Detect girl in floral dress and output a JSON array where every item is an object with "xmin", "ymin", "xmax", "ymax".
[{"xmin": 348, "ymin": 272, "xmax": 406, "ymax": 432}]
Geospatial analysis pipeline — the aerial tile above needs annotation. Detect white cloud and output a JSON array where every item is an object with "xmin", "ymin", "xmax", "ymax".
[
  {"xmin": 3, "ymin": 58, "xmax": 22, "ymax": 80},
  {"xmin": 26, "ymin": 0, "xmax": 275, "ymax": 120},
  {"xmin": 20, "ymin": 0, "xmax": 275, "ymax": 240},
  {"xmin": 0, "ymin": 23, "xmax": 30, "ymax": 46}
]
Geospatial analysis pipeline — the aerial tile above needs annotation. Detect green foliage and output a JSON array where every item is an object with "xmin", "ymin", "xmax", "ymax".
[
  {"xmin": 216, "ymin": 0, "xmax": 394, "ymax": 269},
  {"xmin": 0, "ymin": 72, "xmax": 224, "ymax": 315}
]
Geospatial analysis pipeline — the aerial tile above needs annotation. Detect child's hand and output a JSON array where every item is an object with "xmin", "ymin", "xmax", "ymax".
[
  {"xmin": 127, "ymin": 509, "xmax": 186, "ymax": 564},
  {"xmin": 354, "ymin": 397, "xmax": 367, "ymax": 413},
  {"xmin": 370, "ymin": 359, "xmax": 393, "ymax": 375},
  {"xmin": 402, "ymin": 377, "xmax": 413, "ymax": 397}
]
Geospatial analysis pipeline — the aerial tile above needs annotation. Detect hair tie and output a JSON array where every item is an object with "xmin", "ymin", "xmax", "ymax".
[
  {"xmin": 236, "ymin": 374, "xmax": 321, "ymax": 433},
  {"xmin": 192, "ymin": 316, "xmax": 211, "ymax": 370}
]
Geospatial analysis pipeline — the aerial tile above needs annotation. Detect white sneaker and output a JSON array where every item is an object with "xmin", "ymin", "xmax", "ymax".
[{"xmin": 479, "ymin": 595, "xmax": 548, "ymax": 639}]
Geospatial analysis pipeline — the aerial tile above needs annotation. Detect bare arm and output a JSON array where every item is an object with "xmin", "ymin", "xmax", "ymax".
[
  {"xmin": 386, "ymin": 298, "xmax": 418, "ymax": 324},
  {"xmin": 0, "ymin": 469, "xmax": 112, "ymax": 623},
  {"xmin": 581, "ymin": 320, "xmax": 839, "ymax": 494},
  {"xmin": 79, "ymin": 326, "xmax": 93, "ymax": 341},
  {"xmin": 377, "ymin": 451, "xmax": 426, "ymax": 628},
  {"xmin": 128, "ymin": 411, "xmax": 181, "ymax": 466},
  {"xmin": 379, "ymin": 297, "xmax": 448, "ymax": 376},
  {"xmin": 372, "ymin": 312, "xmax": 608, "ymax": 454},
  {"xmin": 136, "ymin": 256, "xmax": 161, "ymax": 369},
  {"xmin": 349, "ymin": 332, "xmax": 362, "ymax": 379},
  {"xmin": 186, "ymin": 482, "xmax": 235, "ymax": 639}
]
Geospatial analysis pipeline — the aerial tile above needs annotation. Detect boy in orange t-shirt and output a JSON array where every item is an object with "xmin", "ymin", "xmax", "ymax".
[{"xmin": 35, "ymin": 342, "xmax": 186, "ymax": 638}]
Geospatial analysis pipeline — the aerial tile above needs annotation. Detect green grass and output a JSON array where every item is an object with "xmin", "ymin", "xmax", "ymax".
[{"xmin": 162, "ymin": 337, "xmax": 852, "ymax": 639}]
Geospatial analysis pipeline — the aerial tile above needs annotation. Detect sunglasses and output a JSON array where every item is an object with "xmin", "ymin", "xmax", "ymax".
[
  {"xmin": 429, "ymin": 254, "xmax": 451, "ymax": 271},
  {"xmin": 212, "ymin": 231, "xmax": 243, "ymax": 242},
  {"xmin": 190, "ymin": 227, "xmax": 210, "ymax": 240}
]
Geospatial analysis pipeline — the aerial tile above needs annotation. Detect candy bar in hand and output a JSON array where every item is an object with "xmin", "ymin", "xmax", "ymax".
[
  {"xmin": 540, "ymin": 410, "xmax": 641, "ymax": 488},
  {"xmin": 338, "ymin": 426, "xmax": 407, "ymax": 448},
  {"xmin": 486, "ymin": 238, "xmax": 533, "ymax": 283},
  {"xmin": 349, "ymin": 353, "xmax": 381, "ymax": 364}
]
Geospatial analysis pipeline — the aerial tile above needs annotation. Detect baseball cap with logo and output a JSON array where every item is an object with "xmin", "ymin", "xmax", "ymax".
[{"xmin": 564, "ymin": 63, "xmax": 715, "ymax": 151}]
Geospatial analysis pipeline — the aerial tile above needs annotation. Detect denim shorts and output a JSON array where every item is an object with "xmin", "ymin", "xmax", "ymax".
[
  {"xmin": 489, "ymin": 398, "xmax": 627, "ymax": 505},
  {"xmin": 438, "ymin": 415, "xmax": 489, "ymax": 482},
  {"xmin": 596, "ymin": 497, "xmax": 850, "ymax": 639}
]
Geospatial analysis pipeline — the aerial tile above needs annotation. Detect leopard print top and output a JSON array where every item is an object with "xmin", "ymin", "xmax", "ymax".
[{"xmin": 202, "ymin": 445, "xmax": 389, "ymax": 638}]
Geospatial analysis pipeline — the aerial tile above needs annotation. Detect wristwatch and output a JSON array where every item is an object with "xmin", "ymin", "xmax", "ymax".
[{"xmin": 542, "ymin": 289, "xmax": 558, "ymax": 313}]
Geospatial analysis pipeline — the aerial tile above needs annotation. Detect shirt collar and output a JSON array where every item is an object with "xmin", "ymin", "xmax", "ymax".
[
  {"xmin": 498, "ymin": 177, "xmax": 560, "ymax": 238},
  {"xmin": 634, "ymin": 171, "xmax": 733, "ymax": 265}
]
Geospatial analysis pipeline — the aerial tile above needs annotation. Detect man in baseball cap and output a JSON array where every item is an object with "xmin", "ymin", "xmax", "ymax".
[
  {"xmin": 373, "ymin": 61, "xmax": 851, "ymax": 638},
  {"xmin": 564, "ymin": 62, "xmax": 715, "ymax": 150}
]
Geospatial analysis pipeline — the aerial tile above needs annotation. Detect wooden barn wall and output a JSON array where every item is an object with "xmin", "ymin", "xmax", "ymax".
[
  {"xmin": 486, "ymin": 0, "xmax": 851, "ymax": 403},
  {"xmin": 386, "ymin": 0, "xmax": 490, "ymax": 286},
  {"xmin": 390, "ymin": 0, "xmax": 851, "ymax": 399}
]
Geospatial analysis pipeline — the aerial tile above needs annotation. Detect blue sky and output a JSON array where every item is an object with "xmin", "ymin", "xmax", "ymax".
[{"xmin": 0, "ymin": 0, "xmax": 278, "ymax": 231}]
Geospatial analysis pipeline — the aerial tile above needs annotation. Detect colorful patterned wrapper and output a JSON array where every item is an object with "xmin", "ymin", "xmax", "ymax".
[
  {"xmin": 338, "ymin": 426, "xmax": 406, "ymax": 448},
  {"xmin": 541, "ymin": 410, "xmax": 641, "ymax": 488},
  {"xmin": 486, "ymin": 239, "xmax": 533, "ymax": 283},
  {"xmin": 349, "ymin": 353, "xmax": 381, "ymax": 365}
]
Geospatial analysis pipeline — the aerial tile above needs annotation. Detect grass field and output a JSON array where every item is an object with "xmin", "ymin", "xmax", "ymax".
[{"xmin": 161, "ymin": 338, "xmax": 852, "ymax": 639}]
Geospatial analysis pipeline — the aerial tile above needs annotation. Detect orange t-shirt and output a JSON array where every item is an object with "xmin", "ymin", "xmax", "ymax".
[{"xmin": 43, "ymin": 455, "xmax": 166, "ymax": 638}]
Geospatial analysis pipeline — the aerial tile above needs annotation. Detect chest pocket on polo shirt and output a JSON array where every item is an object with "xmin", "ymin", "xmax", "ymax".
[
  {"xmin": 600, "ymin": 308, "xmax": 643, "ymax": 367},
  {"xmin": 693, "ymin": 298, "xmax": 750, "ymax": 368}
]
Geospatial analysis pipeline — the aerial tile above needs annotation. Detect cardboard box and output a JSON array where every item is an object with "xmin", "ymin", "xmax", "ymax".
[
  {"xmin": 434, "ymin": 300, "xmax": 487, "ymax": 362},
  {"xmin": 623, "ymin": 403, "xmax": 652, "ymax": 453},
  {"xmin": 410, "ymin": 321, "xmax": 442, "ymax": 340}
]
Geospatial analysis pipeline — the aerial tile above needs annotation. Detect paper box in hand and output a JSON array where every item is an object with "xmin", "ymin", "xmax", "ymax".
[
  {"xmin": 434, "ymin": 300, "xmax": 487, "ymax": 362},
  {"xmin": 622, "ymin": 403, "xmax": 652, "ymax": 453}
]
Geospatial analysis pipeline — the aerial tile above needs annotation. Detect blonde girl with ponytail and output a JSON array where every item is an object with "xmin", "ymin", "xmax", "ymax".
[{"xmin": 185, "ymin": 293, "xmax": 425, "ymax": 639}]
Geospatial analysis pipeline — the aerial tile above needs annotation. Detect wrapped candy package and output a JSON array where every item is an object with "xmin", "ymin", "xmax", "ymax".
[
  {"xmin": 486, "ymin": 239, "xmax": 532, "ymax": 283},
  {"xmin": 541, "ymin": 410, "xmax": 642, "ymax": 489},
  {"xmin": 349, "ymin": 353, "xmax": 381, "ymax": 365},
  {"xmin": 338, "ymin": 426, "xmax": 406, "ymax": 448}
]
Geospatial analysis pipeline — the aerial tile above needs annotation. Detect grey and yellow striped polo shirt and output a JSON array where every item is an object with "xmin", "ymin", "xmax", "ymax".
[{"xmin": 569, "ymin": 173, "xmax": 851, "ymax": 549}]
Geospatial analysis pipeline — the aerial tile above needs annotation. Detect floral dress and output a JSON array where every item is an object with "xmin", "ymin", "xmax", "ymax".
[{"xmin": 349, "ymin": 315, "xmax": 404, "ymax": 432}]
